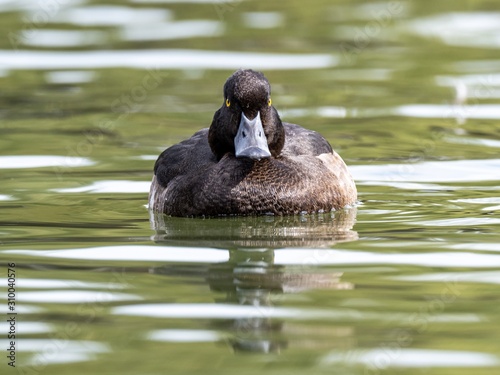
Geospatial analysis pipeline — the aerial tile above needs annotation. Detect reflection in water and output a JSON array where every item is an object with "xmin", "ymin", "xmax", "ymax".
[
  {"xmin": 149, "ymin": 208, "xmax": 358, "ymax": 249},
  {"xmin": 0, "ymin": 49, "xmax": 337, "ymax": 71},
  {"xmin": 207, "ymin": 248, "xmax": 352, "ymax": 353},
  {"xmin": 150, "ymin": 210, "xmax": 357, "ymax": 353}
]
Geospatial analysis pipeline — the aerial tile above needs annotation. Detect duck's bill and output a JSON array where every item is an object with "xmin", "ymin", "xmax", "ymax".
[{"xmin": 234, "ymin": 111, "xmax": 271, "ymax": 160}]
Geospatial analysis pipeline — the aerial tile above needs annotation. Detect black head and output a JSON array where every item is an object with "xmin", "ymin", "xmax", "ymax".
[{"xmin": 208, "ymin": 69, "xmax": 285, "ymax": 161}]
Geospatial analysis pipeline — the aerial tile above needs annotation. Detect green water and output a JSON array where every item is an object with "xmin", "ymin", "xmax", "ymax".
[{"xmin": 1, "ymin": 0, "xmax": 500, "ymax": 374}]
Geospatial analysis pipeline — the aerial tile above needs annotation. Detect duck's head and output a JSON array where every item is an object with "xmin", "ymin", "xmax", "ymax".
[{"xmin": 208, "ymin": 69, "xmax": 285, "ymax": 161}]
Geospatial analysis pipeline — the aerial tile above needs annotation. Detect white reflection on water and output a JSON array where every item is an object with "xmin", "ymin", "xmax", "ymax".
[
  {"xmin": 273, "ymin": 249, "xmax": 500, "ymax": 268},
  {"xmin": 20, "ymin": 290, "xmax": 142, "ymax": 304},
  {"xmin": 114, "ymin": 303, "xmax": 302, "ymax": 319},
  {"xmin": 450, "ymin": 243, "xmax": 500, "ymax": 252},
  {"xmin": 394, "ymin": 104, "xmax": 500, "ymax": 119},
  {"xmin": 21, "ymin": 30, "xmax": 106, "ymax": 48},
  {"xmin": 0, "ymin": 155, "xmax": 94, "ymax": 169},
  {"xmin": 51, "ymin": 6, "xmax": 171, "ymax": 26},
  {"xmin": 453, "ymin": 60, "xmax": 500, "ymax": 74},
  {"xmin": 350, "ymin": 159, "xmax": 500, "ymax": 183},
  {"xmin": 5, "ymin": 246, "xmax": 500, "ymax": 268},
  {"xmin": 131, "ymin": 0, "xmax": 239, "ymax": 3},
  {"xmin": 445, "ymin": 136, "xmax": 500, "ymax": 149},
  {"xmin": 3, "ymin": 339, "xmax": 111, "ymax": 365},
  {"xmin": 393, "ymin": 271, "xmax": 500, "ymax": 285},
  {"xmin": 0, "ymin": 49, "xmax": 337, "ymax": 71},
  {"xmin": 18, "ymin": 278, "xmax": 126, "ymax": 289},
  {"xmin": 121, "ymin": 20, "xmax": 223, "ymax": 41},
  {"xmin": 0, "ymin": 0, "xmax": 84, "ymax": 13},
  {"xmin": 0, "ymin": 304, "xmax": 44, "ymax": 314},
  {"xmin": 413, "ymin": 217, "xmax": 500, "ymax": 227},
  {"xmin": 113, "ymin": 303, "xmax": 479, "ymax": 323},
  {"xmin": 0, "ymin": 321, "xmax": 52, "ymax": 334},
  {"xmin": 4, "ymin": 246, "xmax": 229, "ymax": 262},
  {"xmin": 279, "ymin": 106, "xmax": 347, "ymax": 119},
  {"xmin": 52, "ymin": 180, "xmax": 150, "ymax": 193},
  {"xmin": 147, "ymin": 329, "xmax": 220, "ymax": 343},
  {"xmin": 321, "ymin": 348, "xmax": 499, "ymax": 368},
  {"xmin": 45, "ymin": 70, "xmax": 96, "ymax": 84},
  {"xmin": 0, "ymin": 194, "xmax": 13, "ymax": 201},
  {"xmin": 242, "ymin": 12, "xmax": 284, "ymax": 29},
  {"xmin": 407, "ymin": 12, "xmax": 500, "ymax": 49}
]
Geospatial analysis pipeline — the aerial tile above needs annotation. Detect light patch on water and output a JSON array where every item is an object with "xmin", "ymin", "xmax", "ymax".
[
  {"xmin": 324, "ymin": 68, "xmax": 393, "ymax": 81},
  {"xmin": 435, "ymin": 74, "xmax": 500, "ymax": 100},
  {"xmin": 0, "ymin": 155, "xmax": 94, "ymax": 169},
  {"xmin": 4, "ymin": 246, "xmax": 229, "ymax": 262},
  {"xmin": 0, "ymin": 321, "xmax": 52, "ymax": 334},
  {"xmin": 450, "ymin": 243, "xmax": 500, "ymax": 252},
  {"xmin": 147, "ymin": 329, "xmax": 221, "ymax": 343},
  {"xmin": 392, "ymin": 271, "xmax": 500, "ymax": 285},
  {"xmin": 0, "ymin": 194, "xmax": 13, "ymax": 201},
  {"xmin": 274, "ymin": 249, "xmax": 500, "ymax": 268},
  {"xmin": 113, "ymin": 303, "xmax": 303, "ymax": 319},
  {"xmin": 113, "ymin": 303, "xmax": 479, "ymax": 324},
  {"xmin": 393, "ymin": 104, "xmax": 500, "ymax": 119},
  {"xmin": 406, "ymin": 12, "xmax": 500, "ymax": 49},
  {"xmin": 121, "ymin": 20, "xmax": 223, "ymax": 41},
  {"xmin": 0, "ymin": 0, "xmax": 84, "ymax": 13},
  {"xmin": 350, "ymin": 159, "xmax": 500, "ymax": 183},
  {"xmin": 452, "ymin": 60, "xmax": 500, "ymax": 74},
  {"xmin": 356, "ymin": 181, "xmax": 448, "ymax": 190},
  {"xmin": 0, "ymin": 49, "xmax": 337, "ymax": 71},
  {"xmin": 242, "ymin": 12, "xmax": 284, "ymax": 29},
  {"xmin": 1, "ymin": 339, "xmax": 110, "ymax": 366},
  {"xmin": 445, "ymin": 136, "xmax": 500, "ymax": 148},
  {"xmin": 450, "ymin": 197, "xmax": 500, "ymax": 204},
  {"xmin": 17, "ymin": 278, "xmax": 126, "ymax": 289},
  {"xmin": 138, "ymin": 155, "xmax": 160, "ymax": 161},
  {"xmin": 0, "ymin": 304, "xmax": 44, "ymax": 314},
  {"xmin": 45, "ymin": 70, "xmax": 96, "ymax": 84},
  {"xmin": 321, "ymin": 348, "xmax": 499, "ymax": 368},
  {"xmin": 20, "ymin": 290, "xmax": 142, "ymax": 304},
  {"xmin": 51, "ymin": 6, "xmax": 172, "ymax": 26},
  {"xmin": 279, "ymin": 106, "xmax": 347, "ymax": 119},
  {"xmin": 436, "ymin": 73, "xmax": 500, "ymax": 87},
  {"xmin": 7, "ymin": 246, "xmax": 500, "ymax": 268},
  {"xmin": 52, "ymin": 180, "xmax": 150, "ymax": 194},
  {"xmin": 413, "ymin": 217, "xmax": 500, "ymax": 227},
  {"xmin": 21, "ymin": 30, "xmax": 106, "ymax": 48},
  {"xmin": 132, "ymin": 0, "xmax": 239, "ymax": 3}
]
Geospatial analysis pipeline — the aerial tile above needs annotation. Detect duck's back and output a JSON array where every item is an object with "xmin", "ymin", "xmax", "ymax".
[{"xmin": 149, "ymin": 123, "xmax": 357, "ymax": 216}]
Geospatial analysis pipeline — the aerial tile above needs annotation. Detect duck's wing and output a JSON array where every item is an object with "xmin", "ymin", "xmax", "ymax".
[
  {"xmin": 153, "ymin": 128, "xmax": 216, "ymax": 188},
  {"xmin": 281, "ymin": 122, "xmax": 333, "ymax": 157}
]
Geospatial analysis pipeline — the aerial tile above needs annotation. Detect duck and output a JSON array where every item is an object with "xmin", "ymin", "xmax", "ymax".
[{"xmin": 149, "ymin": 69, "xmax": 357, "ymax": 217}]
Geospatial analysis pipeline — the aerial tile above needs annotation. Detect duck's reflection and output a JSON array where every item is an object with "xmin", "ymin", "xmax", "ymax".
[
  {"xmin": 149, "ymin": 207, "xmax": 358, "ymax": 248},
  {"xmin": 150, "ymin": 209, "xmax": 358, "ymax": 353}
]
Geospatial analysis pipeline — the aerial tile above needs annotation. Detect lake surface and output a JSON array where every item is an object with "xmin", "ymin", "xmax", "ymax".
[{"xmin": 1, "ymin": 0, "xmax": 500, "ymax": 374}]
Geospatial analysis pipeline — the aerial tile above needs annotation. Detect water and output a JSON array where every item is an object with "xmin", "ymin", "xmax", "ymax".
[{"xmin": 1, "ymin": 0, "xmax": 500, "ymax": 374}]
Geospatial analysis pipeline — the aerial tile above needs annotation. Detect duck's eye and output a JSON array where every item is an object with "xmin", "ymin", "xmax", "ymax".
[
  {"xmin": 268, "ymin": 97, "xmax": 272, "ymax": 106},
  {"xmin": 225, "ymin": 98, "xmax": 231, "ymax": 107}
]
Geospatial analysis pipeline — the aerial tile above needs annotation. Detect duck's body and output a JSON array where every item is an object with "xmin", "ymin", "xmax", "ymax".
[{"xmin": 149, "ymin": 70, "xmax": 356, "ymax": 217}]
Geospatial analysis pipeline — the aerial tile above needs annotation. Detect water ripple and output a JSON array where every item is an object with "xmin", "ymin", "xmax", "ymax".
[
  {"xmin": 351, "ymin": 159, "xmax": 500, "ymax": 183},
  {"xmin": 321, "ymin": 348, "xmax": 499, "ymax": 368},
  {"xmin": 0, "ymin": 49, "xmax": 337, "ymax": 71},
  {"xmin": 0, "ymin": 155, "xmax": 94, "ymax": 169},
  {"xmin": 6, "ymin": 247, "xmax": 500, "ymax": 268}
]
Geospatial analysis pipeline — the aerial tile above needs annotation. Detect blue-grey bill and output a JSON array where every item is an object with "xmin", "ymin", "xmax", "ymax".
[{"xmin": 234, "ymin": 111, "xmax": 271, "ymax": 160}]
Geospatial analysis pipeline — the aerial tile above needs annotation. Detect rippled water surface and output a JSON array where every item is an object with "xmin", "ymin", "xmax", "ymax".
[{"xmin": 1, "ymin": 1, "xmax": 500, "ymax": 374}]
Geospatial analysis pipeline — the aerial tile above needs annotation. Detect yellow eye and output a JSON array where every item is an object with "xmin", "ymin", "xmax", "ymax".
[
  {"xmin": 268, "ymin": 97, "xmax": 272, "ymax": 106},
  {"xmin": 225, "ymin": 98, "xmax": 230, "ymax": 107}
]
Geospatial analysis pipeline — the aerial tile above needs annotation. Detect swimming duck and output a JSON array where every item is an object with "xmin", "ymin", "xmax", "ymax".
[{"xmin": 149, "ymin": 69, "xmax": 357, "ymax": 216}]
